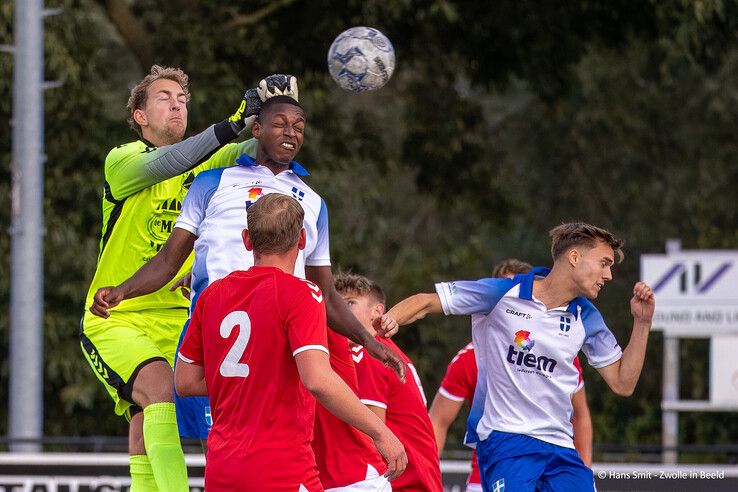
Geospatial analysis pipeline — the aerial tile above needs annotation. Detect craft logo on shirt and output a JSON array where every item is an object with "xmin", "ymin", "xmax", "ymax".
[
  {"xmin": 245, "ymin": 187, "xmax": 264, "ymax": 210},
  {"xmin": 507, "ymin": 329, "xmax": 557, "ymax": 374},
  {"xmin": 506, "ymin": 308, "xmax": 532, "ymax": 320}
]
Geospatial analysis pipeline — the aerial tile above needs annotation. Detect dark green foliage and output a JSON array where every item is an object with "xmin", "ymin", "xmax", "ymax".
[{"xmin": 1, "ymin": 0, "xmax": 736, "ymax": 458}]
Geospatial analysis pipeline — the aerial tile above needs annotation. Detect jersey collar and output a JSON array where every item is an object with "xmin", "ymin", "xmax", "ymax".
[
  {"xmin": 236, "ymin": 153, "xmax": 309, "ymax": 176},
  {"xmin": 517, "ymin": 267, "xmax": 583, "ymax": 319}
]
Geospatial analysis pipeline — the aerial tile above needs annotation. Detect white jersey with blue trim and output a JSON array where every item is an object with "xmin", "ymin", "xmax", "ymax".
[
  {"xmin": 175, "ymin": 154, "xmax": 330, "ymax": 307},
  {"xmin": 435, "ymin": 267, "xmax": 622, "ymax": 449}
]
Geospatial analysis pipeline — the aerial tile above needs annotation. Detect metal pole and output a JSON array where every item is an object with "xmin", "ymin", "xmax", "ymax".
[
  {"xmin": 662, "ymin": 336, "xmax": 679, "ymax": 464},
  {"xmin": 660, "ymin": 239, "xmax": 682, "ymax": 464},
  {"xmin": 9, "ymin": 0, "xmax": 45, "ymax": 452}
]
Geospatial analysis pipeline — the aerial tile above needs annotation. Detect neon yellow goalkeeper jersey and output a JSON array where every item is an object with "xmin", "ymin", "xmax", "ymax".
[{"xmin": 85, "ymin": 138, "xmax": 256, "ymax": 313}]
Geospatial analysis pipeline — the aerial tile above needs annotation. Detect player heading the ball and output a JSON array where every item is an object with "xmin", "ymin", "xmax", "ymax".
[{"xmin": 176, "ymin": 194, "xmax": 407, "ymax": 491}]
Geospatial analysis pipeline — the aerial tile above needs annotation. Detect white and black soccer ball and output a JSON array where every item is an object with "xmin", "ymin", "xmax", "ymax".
[{"xmin": 327, "ymin": 26, "xmax": 395, "ymax": 93}]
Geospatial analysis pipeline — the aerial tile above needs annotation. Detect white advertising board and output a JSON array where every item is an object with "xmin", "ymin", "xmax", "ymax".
[{"xmin": 641, "ymin": 250, "xmax": 738, "ymax": 336}]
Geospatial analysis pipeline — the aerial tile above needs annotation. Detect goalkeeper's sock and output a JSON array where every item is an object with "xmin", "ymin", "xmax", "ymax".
[
  {"xmin": 143, "ymin": 402, "xmax": 189, "ymax": 492},
  {"xmin": 129, "ymin": 454, "xmax": 158, "ymax": 492}
]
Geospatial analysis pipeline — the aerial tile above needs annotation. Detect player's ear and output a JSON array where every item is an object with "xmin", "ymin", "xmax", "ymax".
[
  {"xmin": 297, "ymin": 228, "xmax": 306, "ymax": 250},
  {"xmin": 251, "ymin": 119, "xmax": 262, "ymax": 139},
  {"xmin": 242, "ymin": 229, "xmax": 254, "ymax": 251},
  {"xmin": 373, "ymin": 303, "xmax": 386, "ymax": 318},
  {"xmin": 133, "ymin": 108, "xmax": 148, "ymax": 127},
  {"xmin": 567, "ymin": 248, "xmax": 580, "ymax": 268}
]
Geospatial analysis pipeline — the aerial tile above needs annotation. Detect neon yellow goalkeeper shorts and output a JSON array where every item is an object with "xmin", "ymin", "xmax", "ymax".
[{"xmin": 80, "ymin": 308, "xmax": 187, "ymax": 420}]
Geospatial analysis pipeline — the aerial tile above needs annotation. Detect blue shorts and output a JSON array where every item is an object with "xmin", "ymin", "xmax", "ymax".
[
  {"xmin": 476, "ymin": 431, "xmax": 594, "ymax": 492},
  {"xmin": 175, "ymin": 320, "xmax": 212, "ymax": 439}
]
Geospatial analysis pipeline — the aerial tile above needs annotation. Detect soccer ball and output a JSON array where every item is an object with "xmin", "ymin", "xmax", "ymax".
[{"xmin": 327, "ymin": 26, "xmax": 395, "ymax": 93}]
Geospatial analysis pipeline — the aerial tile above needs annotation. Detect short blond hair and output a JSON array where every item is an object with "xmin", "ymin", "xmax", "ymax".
[
  {"xmin": 246, "ymin": 194, "xmax": 304, "ymax": 256},
  {"xmin": 126, "ymin": 65, "xmax": 190, "ymax": 136},
  {"xmin": 549, "ymin": 222, "xmax": 624, "ymax": 263}
]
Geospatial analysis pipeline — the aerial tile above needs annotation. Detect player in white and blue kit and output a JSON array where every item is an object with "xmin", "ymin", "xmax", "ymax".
[
  {"xmin": 387, "ymin": 223, "xmax": 655, "ymax": 491},
  {"xmin": 91, "ymin": 95, "xmax": 406, "ymax": 444}
]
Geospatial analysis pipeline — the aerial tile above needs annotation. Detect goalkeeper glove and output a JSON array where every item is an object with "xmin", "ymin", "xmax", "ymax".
[
  {"xmin": 257, "ymin": 73, "xmax": 299, "ymax": 102},
  {"xmin": 229, "ymin": 74, "xmax": 299, "ymax": 132}
]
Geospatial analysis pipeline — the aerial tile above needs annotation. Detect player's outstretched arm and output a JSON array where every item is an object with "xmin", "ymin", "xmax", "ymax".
[
  {"xmin": 296, "ymin": 349, "xmax": 408, "ymax": 481},
  {"xmin": 109, "ymin": 74, "xmax": 298, "ymax": 200},
  {"xmin": 89, "ymin": 228, "xmax": 197, "ymax": 318},
  {"xmin": 386, "ymin": 293, "xmax": 443, "ymax": 326},
  {"xmin": 597, "ymin": 282, "xmax": 655, "ymax": 396},
  {"xmin": 174, "ymin": 360, "xmax": 207, "ymax": 397},
  {"xmin": 571, "ymin": 387, "xmax": 593, "ymax": 467},
  {"xmin": 428, "ymin": 392, "xmax": 464, "ymax": 457},
  {"xmin": 306, "ymin": 265, "xmax": 407, "ymax": 382}
]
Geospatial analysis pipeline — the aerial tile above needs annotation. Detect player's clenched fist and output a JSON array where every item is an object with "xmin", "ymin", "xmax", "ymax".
[
  {"xmin": 630, "ymin": 281, "xmax": 655, "ymax": 323},
  {"xmin": 374, "ymin": 429, "xmax": 408, "ymax": 481},
  {"xmin": 373, "ymin": 313, "xmax": 399, "ymax": 338},
  {"xmin": 90, "ymin": 286, "xmax": 125, "ymax": 318}
]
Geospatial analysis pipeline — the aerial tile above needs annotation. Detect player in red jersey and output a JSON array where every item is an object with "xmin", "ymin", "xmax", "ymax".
[
  {"xmin": 312, "ymin": 329, "xmax": 392, "ymax": 491},
  {"xmin": 335, "ymin": 273, "xmax": 444, "ymax": 492},
  {"xmin": 428, "ymin": 259, "xmax": 593, "ymax": 491},
  {"xmin": 175, "ymin": 195, "xmax": 407, "ymax": 491}
]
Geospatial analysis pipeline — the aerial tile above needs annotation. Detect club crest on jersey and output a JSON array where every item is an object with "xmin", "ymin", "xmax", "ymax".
[
  {"xmin": 559, "ymin": 315, "xmax": 572, "ymax": 338},
  {"xmin": 245, "ymin": 187, "xmax": 264, "ymax": 210},
  {"xmin": 507, "ymin": 330, "xmax": 557, "ymax": 374},
  {"xmin": 291, "ymin": 186, "xmax": 305, "ymax": 201}
]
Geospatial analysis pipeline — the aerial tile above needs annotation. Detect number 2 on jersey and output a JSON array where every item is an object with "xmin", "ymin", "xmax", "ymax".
[{"xmin": 219, "ymin": 311, "xmax": 251, "ymax": 378}]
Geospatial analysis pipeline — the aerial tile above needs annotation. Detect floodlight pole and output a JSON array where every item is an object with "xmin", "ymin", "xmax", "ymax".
[
  {"xmin": 661, "ymin": 239, "xmax": 682, "ymax": 464},
  {"xmin": 8, "ymin": 0, "xmax": 46, "ymax": 452}
]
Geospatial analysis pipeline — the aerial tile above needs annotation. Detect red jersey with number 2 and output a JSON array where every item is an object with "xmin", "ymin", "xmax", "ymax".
[{"xmin": 179, "ymin": 266, "xmax": 328, "ymax": 492}]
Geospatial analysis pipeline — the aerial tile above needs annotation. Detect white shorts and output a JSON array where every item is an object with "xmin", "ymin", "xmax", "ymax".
[
  {"xmin": 325, "ymin": 465, "xmax": 391, "ymax": 492},
  {"xmin": 466, "ymin": 484, "xmax": 483, "ymax": 492}
]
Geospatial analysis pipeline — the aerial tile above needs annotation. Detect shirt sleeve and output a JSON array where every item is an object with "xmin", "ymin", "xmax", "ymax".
[
  {"xmin": 105, "ymin": 123, "xmax": 238, "ymax": 200},
  {"xmin": 174, "ymin": 167, "xmax": 226, "ymax": 236},
  {"xmin": 354, "ymin": 346, "xmax": 391, "ymax": 409},
  {"xmin": 305, "ymin": 198, "xmax": 331, "ymax": 267},
  {"xmin": 285, "ymin": 280, "xmax": 329, "ymax": 357},
  {"xmin": 178, "ymin": 293, "xmax": 206, "ymax": 365},
  {"xmin": 439, "ymin": 346, "xmax": 476, "ymax": 403},
  {"xmin": 435, "ymin": 278, "xmax": 515, "ymax": 316},
  {"xmin": 195, "ymin": 138, "xmax": 258, "ymax": 173},
  {"xmin": 580, "ymin": 300, "xmax": 623, "ymax": 368}
]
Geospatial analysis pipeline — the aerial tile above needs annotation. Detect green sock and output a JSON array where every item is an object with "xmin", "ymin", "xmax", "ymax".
[
  {"xmin": 130, "ymin": 454, "xmax": 158, "ymax": 492},
  {"xmin": 143, "ymin": 402, "xmax": 188, "ymax": 492}
]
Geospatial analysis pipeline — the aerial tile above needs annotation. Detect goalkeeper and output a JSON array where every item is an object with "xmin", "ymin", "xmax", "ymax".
[{"xmin": 79, "ymin": 65, "xmax": 297, "ymax": 492}]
